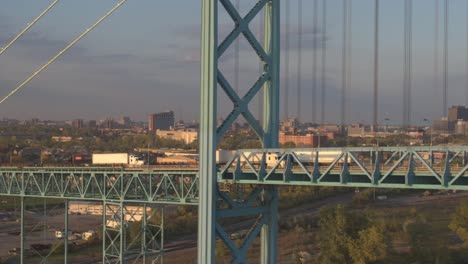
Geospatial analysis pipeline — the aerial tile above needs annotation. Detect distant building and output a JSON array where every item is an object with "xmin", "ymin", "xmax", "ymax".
[
  {"xmin": 87, "ymin": 120, "xmax": 97, "ymax": 128},
  {"xmin": 433, "ymin": 118, "xmax": 454, "ymax": 133},
  {"xmin": 174, "ymin": 120, "xmax": 186, "ymax": 130},
  {"xmin": 281, "ymin": 118, "xmax": 299, "ymax": 133},
  {"xmin": 448, "ymin": 106, "xmax": 468, "ymax": 122},
  {"xmin": 156, "ymin": 130, "xmax": 198, "ymax": 144},
  {"xmin": 279, "ymin": 132, "xmax": 327, "ymax": 147},
  {"xmin": 319, "ymin": 124, "xmax": 341, "ymax": 133},
  {"xmin": 52, "ymin": 136, "xmax": 72, "ymax": 142},
  {"xmin": 149, "ymin": 111, "xmax": 175, "ymax": 131},
  {"xmin": 348, "ymin": 124, "xmax": 365, "ymax": 137},
  {"xmin": 118, "ymin": 116, "xmax": 132, "ymax": 126},
  {"xmin": 72, "ymin": 119, "xmax": 84, "ymax": 129},
  {"xmin": 103, "ymin": 118, "xmax": 114, "ymax": 129},
  {"xmin": 455, "ymin": 120, "xmax": 468, "ymax": 135}
]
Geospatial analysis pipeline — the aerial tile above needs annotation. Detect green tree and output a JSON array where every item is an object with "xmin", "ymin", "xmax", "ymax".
[
  {"xmin": 317, "ymin": 205, "xmax": 388, "ymax": 264},
  {"xmin": 449, "ymin": 199, "xmax": 468, "ymax": 247},
  {"xmin": 349, "ymin": 226, "xmax": 387, "ymax": 264},
  {"xmin": 407, "ymin": 216, "xmax": 450, "ymax": 263}
]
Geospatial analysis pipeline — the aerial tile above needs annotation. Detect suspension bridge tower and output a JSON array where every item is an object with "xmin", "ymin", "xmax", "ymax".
[{"xmin": 198, "ymin": 0, "xmax": 280, "ymax": 262}]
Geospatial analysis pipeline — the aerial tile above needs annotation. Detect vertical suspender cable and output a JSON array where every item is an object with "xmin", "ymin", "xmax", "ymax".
[
  {"xmin": 403, "ymin": 1, "xmax": 406, "ymax": 126},
  {"xmin": 466, "ymin": 0, "xmax": 468, "ymax": 106},
  {"xmin": 283, "ymin": 0, "xmax": 290, "ymax": 119},
  {"xmin": 321, "ymin": 0, "xmax": 327, "ymax": 124},
  {"xmin": 0, "ymin": 0, "xmax": 128, "ymax": 105},
  {"xmin": 435, "ymin": 0, "xmax": 439, "ymax": 116},
  {"xmin": 0, "ymin": 0, "xmax": 60, "ymax": 57},
  {"xmin": 347, "ymin": 0, "xmax": 352, "ymax": 126},
  {"xmin": 297, "ymin": 0, "xmax": 303, "ymax": 122},
  {"xmin": 443, "ymin": 0, "xmax": 448, "ymax": 117},
  {"xmin": 403, "ymin": 0, "xmax": 412, "ymax": 127},
  {"xmin": 312, "ymin": 0, "xmax": 319, "ymax": 124},
  {"xmin": 341, "ymin": 0, "xmax": 348, "ymax": 128},
  {"xmin": 408, "ymin": 0, "xmax": 412, "ymax": 126},
  {"xmin": 404, "ymin": 0, "xmax": 408, "ymax": 126},
  {"xmin": 373, "ymin": 0, "xmax": 379, "ymax": 131},
  {"xmin": 234, "ymin": 0, "xmax": 240, "ymax": 93}
]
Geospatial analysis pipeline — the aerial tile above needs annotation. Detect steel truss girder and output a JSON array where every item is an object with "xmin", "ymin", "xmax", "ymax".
[
  {"xmin": 219, "ymin": 147, "xmax": 468, "ymax": 190},
  {"xmin": 103, "ymin": 202, "xmax": 164, "ymax": 264},
  {"xmin": 216, "ymin": 0, "xmax": 270, "ymax": 141},
  {"xmin": 0, "ymin": 169, "xmax": 198, "ymax": 204},
  {"xmin": 199, "ymin": 0, "xmax": 280, "ymax": 263},
  {"xmin": 20, "ymin": 197, "xmax": 68, "ymax": 264}
]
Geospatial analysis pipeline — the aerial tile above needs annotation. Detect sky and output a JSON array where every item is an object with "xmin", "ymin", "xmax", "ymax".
[{"xmin": 0, "ymin": 0, "xmax": 468, "ymax": 125}]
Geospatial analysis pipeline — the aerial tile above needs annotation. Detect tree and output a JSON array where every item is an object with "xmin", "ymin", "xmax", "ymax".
[
  {"xmin": 449, "ymin": 199, "xmax": 468, "ymax": 247},
  {"xmin": 317, "ymin": 205, "xmax": 388, "ymax": 264},
  {"xmin": 349, "ymin": 226, "xmax": 387, "ymax": 264},
  {"xmin": 281, "ymin": 141, "xmax": 296, "ymax": 148},
  {"xmin": 407, "ymin": 215, "xmax": 450, "ymax": 263}
]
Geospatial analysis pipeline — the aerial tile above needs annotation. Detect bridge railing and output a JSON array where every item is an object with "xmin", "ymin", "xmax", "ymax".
[
  {"xmin": 0, "ymin": 169, "xmax": 199, "ymax": 204},
  {"xmin": 219, "ymin": 147, "xmax": 468, "ymax": 190}
]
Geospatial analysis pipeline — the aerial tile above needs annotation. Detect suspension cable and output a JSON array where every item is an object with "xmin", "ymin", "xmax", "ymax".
[
  {"xmin": 0, "ymin": 0, "xmax": 128, "ymax": 105},
  {"xmin": 466, "ymin": 0, "xmax": 468, "ymax": 106},
  {"xmin": 443, "ymin": 0, "xmax": 448, "ymax": 117},
  {"xmin": 320, "ymin": 0, "xmax": 327, "ymax": 125},
  {"xmin": 403, "ymin": 0, "xmax": 407, "ymax": 126},
  {"xmin": 341, "ymin": 0, "xmax": 348, "ymax": 128},
  {"xmin": 408, "ymin": 0, "xmax": 413, "ymax": 126},
  {"xmin": 297, "ymin": 0, "xmax": 303, "ymax": 122},
  {"xmin": 347, "ymin": 0, "xmax": 352, "ymax": 126},
  {"xmin": 0, "ymin": 0, "xmax": 60, "ymax": 57},
  {"xmin": 312, "ymin": 0, "xmax": 319, "ymax": 124},
  {"xmin": 403, "ymin": 0, "xmax": 413, "ymax": 127},
  {"xmin": 283, "ymin": 0, "xmax": 290, "ymax": 119},
  {"xmin": 435, "ymin": 0, "xmax": 439, "ymax": 116},
  {"xmin": 373, "ymin": 0, "xmax": 379, "ymax": 131}
]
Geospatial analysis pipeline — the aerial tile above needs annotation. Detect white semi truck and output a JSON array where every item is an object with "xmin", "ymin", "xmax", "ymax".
[{"xmin": 92, "ymin": 153, "xmax": 145, "ymax": 166}]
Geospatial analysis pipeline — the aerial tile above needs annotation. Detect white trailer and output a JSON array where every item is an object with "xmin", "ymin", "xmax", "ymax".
[
  {"xmin": 92, "ymin": 153, "xmax": 145, "ymax": 165},
  {"xmin": 216, "ymin": 150, "xmax": 236, "ymax": 164},
  {"xmin": 294, "ymin": 151, "xmax": 349, "ymax": 164}
]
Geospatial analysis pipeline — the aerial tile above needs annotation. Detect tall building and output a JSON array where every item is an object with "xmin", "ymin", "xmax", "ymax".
[
  {"xmin": 448, "ymin": 106, "xmax": 468, "ymax": 122},
  {"xmin": 148, "ymin": 111, "xmax": 175, "ymax": 131},
  {"xmin": 118, "ymin": 116, "xmax": 131, "ymax": 126},
  {"xmin": 72, "ymin": 119, "xmax": 84, "ymax": 129},
  {"xmin": 104, "ymin": 118, "xmax": 114, "ymax": 129},
  {"xmin": 88, "ymin": 120, "xmax": 97, "ymax": 128}
]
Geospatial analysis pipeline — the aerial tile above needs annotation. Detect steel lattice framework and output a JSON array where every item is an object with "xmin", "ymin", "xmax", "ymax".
[
  {"xmin": 199, "ymin": 0, "xmax": 279, "ymax": 263},
  {"xmin": 220, "ymin": 146, "xmax": 468, "ymax": 190},
  {"xmin": 2, "ymin": 146, "xmax": 468, "ymax": 262}
]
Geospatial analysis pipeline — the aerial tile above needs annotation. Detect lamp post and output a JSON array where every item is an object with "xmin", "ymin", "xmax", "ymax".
[
  {"xmin": 383, "ymin": 118, "xmax": 390, "ymax": 137},
  {"xmin": 423, "ymin": 118, "xmax": 432, "ymax": 146},
  {"xmin": 423, "ymin": 118, "xmax": 433, "ymax": 165},
  {"xmin": 377, "ymin": 118, "xmax": 390, "ymax": 147}
]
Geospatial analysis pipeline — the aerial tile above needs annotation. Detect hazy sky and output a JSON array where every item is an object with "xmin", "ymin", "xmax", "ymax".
[{"xmin": 0, "ymin": 0, "xmax": 468, "ymax": 125}]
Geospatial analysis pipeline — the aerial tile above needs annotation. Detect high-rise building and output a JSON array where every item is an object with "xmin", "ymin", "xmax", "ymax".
[
  {"xmin": 448, "ymin": 106, "xmax": 468, "ymax": 122},
  {"xmin": 118, "ymin": 116, "xmax": 131, "ymax": 126},
  {"xmin": 104, "ymin": 118, "xmax": 114, "ymax": 129},
  {"xmin": 148, "ymin": 111, "xmax": 175, "ymax": 131},
  {"xmin": 72, "ymin": 119, "xmax": 84, "ymax": 129},
  {"xmin": 88, "ymin": 120, "xmax": 97, "ymax": 128}
]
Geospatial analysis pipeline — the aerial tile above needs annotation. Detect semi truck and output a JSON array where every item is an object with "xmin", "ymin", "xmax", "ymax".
[{"xmin": 92, "ymin": 153, "xmax": 145, "ymax": 166}]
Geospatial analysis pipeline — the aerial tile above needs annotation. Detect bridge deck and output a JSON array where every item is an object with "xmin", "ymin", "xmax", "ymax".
[{"xmin": 0, "ymin": 147, "xmax": 467, "ymax": 204}]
